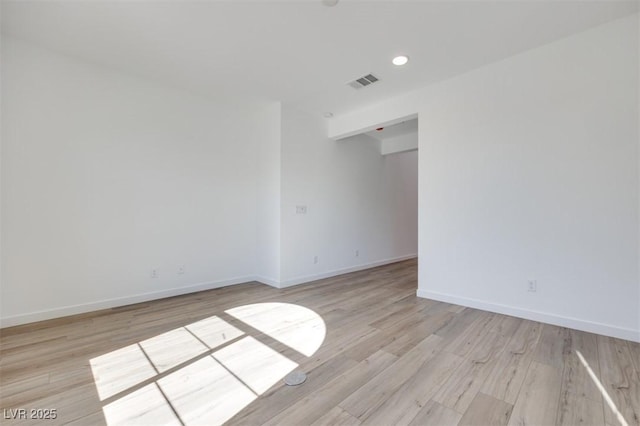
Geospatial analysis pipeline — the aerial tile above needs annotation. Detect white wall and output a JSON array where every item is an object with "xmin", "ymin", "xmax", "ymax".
[
  {"xmin": 380, "ymin": 133, "xmax": 418, "ymax": 156},
  {"xmin": 1, "ymin": 38, "xmax": 419, "ymax": 326},
  {"xmin": 279, "ymin": 106, "xmax": 418, "ymax": 286},
  {"xmin": 637, "ymin": 11, "xmax": 640, "ymax": 340},
  {"xmin": 0, "ymin": 38, "xmax": 269, "ymax": 325},
  {"xmin": 329, "ymin": 15, "xmax": 640, "ymax": 342},
  {"xmin": 254, "ymin": 103, "xmax": 282, "ymax": 285}
]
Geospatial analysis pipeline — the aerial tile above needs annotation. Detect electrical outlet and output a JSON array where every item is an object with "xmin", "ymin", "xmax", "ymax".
[
  {"xmin": 355, "ymin": 250, "xmax": 359, "ymax": 257},
  {"xmin": 151, "ymin": 269, "xmax": 158, "ymax": 279},
  {"xmin": 313, "ymin": 256, "xmax": 318, "ymax": 264},
  {"xmin": 528, "ymin": 280, "xmax": 537, "ymax": 292},
  {"xmin": 178, "ymin": 265, "xmax": 185, "ymax": 275}
]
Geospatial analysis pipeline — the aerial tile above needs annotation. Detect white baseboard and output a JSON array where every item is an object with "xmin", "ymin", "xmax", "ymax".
[
  {"xmin": 417, "ymin": 289, "xmax": 640, "ymax": 343},
  {"xmin": 275, "ymin": 254, "xmax": 418, "ymax": 289},
  {"xmin": 0, "ymin": 276, "xmax": 255, "ymax": 328},
  {"xmin": 254, "ymin": 276, "xmax": 280, "ymax": 288},
  {"xmin": 1, "ymin": 256, "xmax": 418, "ymax": 328}
]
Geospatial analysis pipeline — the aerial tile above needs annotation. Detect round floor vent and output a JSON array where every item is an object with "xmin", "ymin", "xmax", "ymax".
[{"xmin": 284, "ymin": 371, "xmax": 307, "ymax": 386}]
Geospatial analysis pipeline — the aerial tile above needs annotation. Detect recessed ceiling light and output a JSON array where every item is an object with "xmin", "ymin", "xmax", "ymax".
[{"xmin": 392, "ymin": 55, "xmax": 409, "ymax": 66}]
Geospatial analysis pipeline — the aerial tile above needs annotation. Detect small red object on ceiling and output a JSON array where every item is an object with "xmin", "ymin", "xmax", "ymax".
[{"xmin": 376, "ymin": 127, "xmax": 384, "ymax": 131}]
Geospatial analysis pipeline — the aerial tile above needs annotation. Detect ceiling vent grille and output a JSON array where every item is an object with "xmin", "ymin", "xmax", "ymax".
[{"xmin": 348, "ymin": 73, "xmax": 379, "ymax": 90}]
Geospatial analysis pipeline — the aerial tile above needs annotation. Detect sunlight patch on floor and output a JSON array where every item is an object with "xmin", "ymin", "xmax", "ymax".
[
  {"xmin": 576, "ymin": 350, "xmax": 629, "ymax": 426},
  {"xmin": 103, "ymin": 383, "xmax": 181, "ymax": 425},
  {"xmin": 157, "ymin": 356, "xmax": 257, "ymax": 425},
  {"xmin": 90, "ymin": 344, "xmax": 157, "ymax": 401},
  {"xmin": 213, "ymin": 336, "xmax": 299, "ymax": 394},
  {"xmin": 90, "ymin": 305, "xmax": 325, "ymax": 425},
  {"xmin": 225, "ymin": 302, "xmax": 326, "ymax": 357},
  {"xmin": 185, "ymin": 315, "xmax": 244, "ymax": 349},
  {"xmin": 139, "ymin": 328, "xmax": 208, "ymax": 373}
]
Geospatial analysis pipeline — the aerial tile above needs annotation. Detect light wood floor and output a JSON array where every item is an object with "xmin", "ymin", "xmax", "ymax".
[{"xmin": 1, "ymin": 259, "xmax": 638, "ymax": 425}]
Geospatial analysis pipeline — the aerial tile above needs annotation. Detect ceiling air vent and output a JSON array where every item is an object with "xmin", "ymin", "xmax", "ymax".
[{"xmin": 348, "ymin": 73, "xmax": 379, "ymax": 90}]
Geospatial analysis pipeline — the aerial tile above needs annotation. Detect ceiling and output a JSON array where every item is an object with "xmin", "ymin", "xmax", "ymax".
[{"xmin": 2, "ymin": 1, "xmax": 638, "ymax": 117}]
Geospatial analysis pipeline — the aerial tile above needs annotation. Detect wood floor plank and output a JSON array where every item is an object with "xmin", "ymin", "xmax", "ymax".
[
  {"xmin": 407, "ymin": 399, "xmax": 462, "ymax": 426},
  {"xmin": 544, "ymin": 328, "xmax": 606, "ymax": 426},
  {"xmin": 533, "ymin": 324, "xmax": 569, "ymax": 371},
  {"xmin": 597, "ymin": 335, "xmax": 640, "ymax": 426},
  {"xmin": 65, "ymin": 411, "xmax": 107, "ymax": 426},
  {"xmin": 339, "ymin": 329, "xmax": 395, "ymax": 362},
  {"xmin": 381, "ymin": 311, "xmax": 455, "ymax": 357},
  {"xmin": 627, "ymin": 341, "xmax": 640, "ymax": 374},
  {"xmin": 556, "ymin": 388, "xmax": 606, "ymax": 426},
  {"xmin": 432, "ymin": 308, "xmax": 483, "ymax": 348},
  {"xmin": 263, "ymin": 350, "xmax": 397, "ymax": 426},
  {"xmin": 339, "ymin": 334, "xmax": 445, "ymax": 420},
  {"xmin": 1, "ymin": 259, "xmax": 638, "ymax": 426},
  {"xmin": 7, "ymin": 382, "xmax": 104, "ymax": 425},
  {"xmin": 229, "ymin": 353, "xmax": 359, "ymax": 425},
  {"xmin": 361, "ymin": 349, "xmax": 464, "ymax": 425},
  {"xmin": 440, "ymin": 311, "xmax": 496, "ymax": 358},
  {"xmin": 432, "ymin": 357, "xmax": 496, "ymax": 415},
  {"xmin": 507, "ymin": 361, "xmax": 562, "ymax": 426},
  {"xmin": 459, "ymin": 392, "xmax": 513, "ymax": 426},
  {"xmin": 0, "ymin": 373, "xmax": 49, "ymax": 400},
  {"xmin": 565, "ymin": 329, "xmax": 602, "ymax": 397},
  {"xmin": 481, "ymin": 319, "xmax": 542, "ymax": 404},
  {"xmin": 433, "ymin": 315, "xmax": 521, "ymax": 413},
  {"xmin": 311, "ymin": 407, "xmax": 361, "ymax": 426}
]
